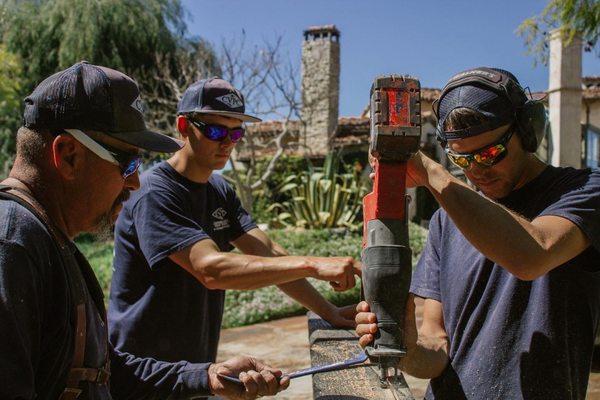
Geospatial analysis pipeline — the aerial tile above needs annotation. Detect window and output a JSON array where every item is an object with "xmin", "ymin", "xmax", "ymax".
[{"xmin": 585, "ymin": 125, "xmax": 600, "ymax": 169}]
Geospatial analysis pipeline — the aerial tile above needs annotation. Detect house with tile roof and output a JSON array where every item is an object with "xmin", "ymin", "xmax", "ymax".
[{"xmin": 240, "ymin": 25, "xmax": 600, "ymax": 222}]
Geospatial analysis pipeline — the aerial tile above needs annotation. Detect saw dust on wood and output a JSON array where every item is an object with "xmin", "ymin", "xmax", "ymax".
[{"xmin": 308, "ymin": 312, "xmax": 414, "ymax": 399}]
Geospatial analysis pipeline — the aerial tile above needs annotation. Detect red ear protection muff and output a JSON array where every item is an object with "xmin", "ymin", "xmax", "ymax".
[{"xmin": 177, "ymin": 116, "xmax": 189, "ymax": 135}]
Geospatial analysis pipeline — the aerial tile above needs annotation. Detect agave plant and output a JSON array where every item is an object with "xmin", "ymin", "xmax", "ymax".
[{"xmin": 268, "ymin": 152, "xmax": 369, "ymax": 230}]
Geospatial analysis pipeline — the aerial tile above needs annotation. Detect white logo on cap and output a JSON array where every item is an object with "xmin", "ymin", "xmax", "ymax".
[
  {"xmin": 216, "ymin": 94, "xmax": 243, "ymax": 109},
  {"xmin": 131, "ymin": 96, "xmax": 145, "ymax": 114}
]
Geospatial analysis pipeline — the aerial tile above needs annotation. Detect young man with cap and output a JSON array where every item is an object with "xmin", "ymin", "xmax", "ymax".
[
  {"xmin": 0, "ymin": 62, "xmax": 288, "ymax": 400},
  {"xmin": 356, "ymin": 67, "xmax": 600, "ymax": 399},
  {"xmin": 108, "ymin": 77, "xmax": 361, "ymax": 397}
]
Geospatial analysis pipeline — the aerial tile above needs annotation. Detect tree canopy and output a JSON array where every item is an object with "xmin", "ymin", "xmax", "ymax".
[
  {"xmin": 0, "ymin": 0, "xmax": 219, "ymax": 177},
  {"xmin": 1, "ymin": 0, "xmax": 189, "ymax": 91},
  {"xmin": 0, "ymin": 44, "xmax": 22, "ymax": 176},
  {"xmin": 518, "ymin": 0, "xmax": 600, "ymax": 64}
]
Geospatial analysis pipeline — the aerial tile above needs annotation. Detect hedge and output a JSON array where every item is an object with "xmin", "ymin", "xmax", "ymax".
[{"xmin": 78, "ymin": 225, "xmax": 428, "ymax": 328}]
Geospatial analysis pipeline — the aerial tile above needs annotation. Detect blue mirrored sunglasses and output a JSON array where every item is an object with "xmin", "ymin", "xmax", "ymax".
[
  {"xmin": 60, "ymin": 129, "xmax": 142, "ymax": 179},
  {"xmin": 190, "ymin": 120, "xmax": 245, "ymax": 143},
  {"xmin": 102, "ymin": 143, "xmax": 143, "ymax": 178}
]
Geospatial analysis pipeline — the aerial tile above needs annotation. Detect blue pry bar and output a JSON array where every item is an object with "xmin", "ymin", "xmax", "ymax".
[{"xmin": 218, "ymin": 351, "xmax": 369, "ymax": 384}]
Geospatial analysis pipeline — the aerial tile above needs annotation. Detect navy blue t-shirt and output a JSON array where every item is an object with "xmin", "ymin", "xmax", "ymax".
[
  {"xmin": 1, "ymin": 194, "xmax": 214, "ymax": 399},
  {"xmin": 411, "ymin": 166, "xmax": 600, "ymax": 400},
  {"xmin": 108, "ymin": 162, "xmax": 256, "ymax": 368}
]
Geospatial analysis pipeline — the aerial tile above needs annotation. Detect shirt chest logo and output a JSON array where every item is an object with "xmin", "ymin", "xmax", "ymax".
[{"xmin": 211, "ymin": 207, "xmax": 230, "ymax": 231}]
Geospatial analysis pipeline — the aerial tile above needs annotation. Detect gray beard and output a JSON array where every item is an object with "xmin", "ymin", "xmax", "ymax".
[
  {"xmin": 93, "ymin": 212, "xmax": 115, "ymax": 241},
  {"xmin": 92, "ymin": 190, "xmax": 131, "ymax": 241}
]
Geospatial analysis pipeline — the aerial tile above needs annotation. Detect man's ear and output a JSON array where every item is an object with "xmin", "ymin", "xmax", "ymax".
[
  {"xmin": 51, "ymin": 135, "xmax": 83, "ymax": 180},
  {"xmin": 176, "ymin": 116, "xmax": 190, "ymax": 138}
]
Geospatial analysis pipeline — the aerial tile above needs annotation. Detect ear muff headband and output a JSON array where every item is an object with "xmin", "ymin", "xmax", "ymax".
[
  {"xmin": 434, "ymin": 67, "xmax": 547, "ymax": 152},
  {"xmin": 516, "ymin": 99, "xmax": 547, "ymax": 152}
]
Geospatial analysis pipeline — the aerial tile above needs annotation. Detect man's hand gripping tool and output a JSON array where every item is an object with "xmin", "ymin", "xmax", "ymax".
[{"xmin": 362, "ymin": 75, "xmax": 421, "ymax": 386}]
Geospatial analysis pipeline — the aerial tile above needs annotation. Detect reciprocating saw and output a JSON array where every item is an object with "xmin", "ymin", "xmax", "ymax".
[{"xmin": 362, "ymin": 75, "xmax": 421, "ymax": 386}]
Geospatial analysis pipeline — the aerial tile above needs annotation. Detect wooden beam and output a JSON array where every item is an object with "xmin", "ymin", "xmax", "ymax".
[{"xmin": 308, "ymin": 312, "xmax": 415, "ymax": 399}]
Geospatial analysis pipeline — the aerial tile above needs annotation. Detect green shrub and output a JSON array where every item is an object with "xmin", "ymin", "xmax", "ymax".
[
  {"xmin": 76, "ymin": 239, "xmax": 114, "ymax": 300},
  {"xmin": 77, "ymin": 225, "xmax": 429, "ymax": 328},
  {"xmin": 223, "ymin": 155, "xmax": 309, "ymax": 224},
  {"xmin": 268, "ymin": 152, "xmax": 369, "ymax": 230}
]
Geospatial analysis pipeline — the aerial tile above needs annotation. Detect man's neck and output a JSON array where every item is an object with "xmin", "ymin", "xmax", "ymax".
[
  {"xmin": 167, "ymin": 151, "xmax": 213, "ymax": 183},
  {"xmin": 514, "ymin": 154, "xmax": 548, "ymax": 190},
  {"xmin": 8, "ymin": 163, "xmax": 76, "ymax": 240}
]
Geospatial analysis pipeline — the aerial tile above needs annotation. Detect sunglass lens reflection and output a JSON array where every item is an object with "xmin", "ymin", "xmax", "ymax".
[{"xmin": 229, "ymin": 129, "xmax": 244, "ymax": 142}]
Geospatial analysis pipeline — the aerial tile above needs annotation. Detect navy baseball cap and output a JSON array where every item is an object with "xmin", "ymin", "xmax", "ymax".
[
  {"xmin": 23, "ymin": 61, "xmax": 183, "ymax": 153},
  {"xmin": 435, "ymin": 67, "xmax": 524, "ymax": 141},
  {"xmin": 177, "ymin": 77, "xmax": 261, "ymax": 123}
]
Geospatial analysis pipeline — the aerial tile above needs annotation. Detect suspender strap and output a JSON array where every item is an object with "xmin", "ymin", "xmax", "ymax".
[
  {"xmin": 0, "ymin": 179, "xmax": 109, "ymax": 399},
  {"xmin": 69, "ymin": 367, "xmax": 111, "ymax": 385}
]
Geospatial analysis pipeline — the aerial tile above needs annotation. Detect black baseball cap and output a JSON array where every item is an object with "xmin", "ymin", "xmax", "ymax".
[
  {"xmin": 436, "ymin": 67, "xmax": 523, "ymax": 141},
  {"xmin": 177, "ymin": 77, "xmax": 261, "ymax": 122},
  {"xmin": 23, "ymin": 61, "xmax": 183, "ymax": 153}
]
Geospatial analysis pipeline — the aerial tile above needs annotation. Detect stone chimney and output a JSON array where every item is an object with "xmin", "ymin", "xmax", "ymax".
[
  {"xmin": 547, "ymin": 29, "xmax": 582, "ymax": 167},
  {"xmin": 300, "ymin": 25, "xmax": 340, "ymax": 157}
]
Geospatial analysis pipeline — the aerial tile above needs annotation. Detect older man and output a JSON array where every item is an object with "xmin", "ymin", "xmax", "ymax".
[{"xmin": 0, "ymin": 62, "xmax": 287, "ymax": 399}]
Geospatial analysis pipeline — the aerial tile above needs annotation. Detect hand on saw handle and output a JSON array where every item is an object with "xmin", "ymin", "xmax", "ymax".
[
  {"xmin": 208, "ymin": 356, "xmax": 290, "ymax": 399},
  {"xmin": 355, "ymin": 300, "xmax": 380, "ymax": 349},
  {"xmin": 309, "ymin": 256, "xmax": 362, "ymax": 292},
  {"xmin": 368, "ymin": 151, "xmax": 435, "ymax": 188}
]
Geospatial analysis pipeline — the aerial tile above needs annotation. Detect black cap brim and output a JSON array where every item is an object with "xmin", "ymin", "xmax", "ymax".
[
  {"xmin": 187, "ymin": 110, "xmax": 262, "ymax": 123},
  {"xmin": 106, "ymin": 130, "xmax": 184, "ymax": 153}
]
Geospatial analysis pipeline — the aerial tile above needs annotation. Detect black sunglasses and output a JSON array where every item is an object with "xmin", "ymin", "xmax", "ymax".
[
  {"xmin": 189, "ymin": 119, "xmax": 245, "ymax": 143},
  {"xmin": 59, "ymin": 129, "xmax": 142, "ymax": 179},
  {"xmin": 100, "ymin": 141, "xmax": 143, "ymax": 178}
]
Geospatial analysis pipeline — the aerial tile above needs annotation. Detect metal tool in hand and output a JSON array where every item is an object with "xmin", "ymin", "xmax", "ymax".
[
  {"xmin": 218, "ymin": 351, "xmax": 369, "ymax": 384},
  {"xmin": 362, "ymin": 75, "xmax": 421, "ymax": 387}
]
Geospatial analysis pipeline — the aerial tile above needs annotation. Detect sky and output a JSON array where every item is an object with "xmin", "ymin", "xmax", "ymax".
[{"xmin": 183, "ymin": 0, "xmax": 599, "ymax": 117}]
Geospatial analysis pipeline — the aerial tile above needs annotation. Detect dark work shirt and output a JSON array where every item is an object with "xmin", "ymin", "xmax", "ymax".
[
  {"xmin": 108, "ymin": 162, "xmax": 256, "ymax": 397},
  {"xmin": 0, "ymin": 198, "xmax": 110, "ymax": 400},
  {"xmin": 411, "ymin": 166, "xmax": 600, "ymax": 400},
  {"xmin": 0, "ymin": 197, "xmax": 213, "ymax": 400}
]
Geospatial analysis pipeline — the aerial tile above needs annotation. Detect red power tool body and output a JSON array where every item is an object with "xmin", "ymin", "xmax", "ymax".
[{"xmin": 362, "ymin": 75, "xmax": 421, "ymax": 385}]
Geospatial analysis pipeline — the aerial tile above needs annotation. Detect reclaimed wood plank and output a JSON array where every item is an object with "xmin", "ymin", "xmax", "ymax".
[{"xmin": 307, "ymin": 312, "xmax": 414, "ymax": 399}]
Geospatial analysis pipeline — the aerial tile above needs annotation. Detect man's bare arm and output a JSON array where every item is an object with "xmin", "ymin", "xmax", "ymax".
[
  {"xmin": 400, "ymin": 296, "xmax": 449, "ymax": 378},
  {"xmin": 169, "ymin": 234, "xmax": 359, "ymax": 291},
  {"xmin": 414, "ymin": 153, "xmax": 590, "ymax": 280},
  {"xmin": 232, "ymin": 228, "xmax": 357, "ymax": 327}
]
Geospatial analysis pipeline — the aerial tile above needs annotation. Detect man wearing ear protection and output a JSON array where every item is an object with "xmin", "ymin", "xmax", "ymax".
[
  {"xmin": 108, "ymin": 77, "xmax": 361, "ymax": 398},
  {"xmin": 356, "ymin": 67, "xmax": 600, "ymax": 399}
]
